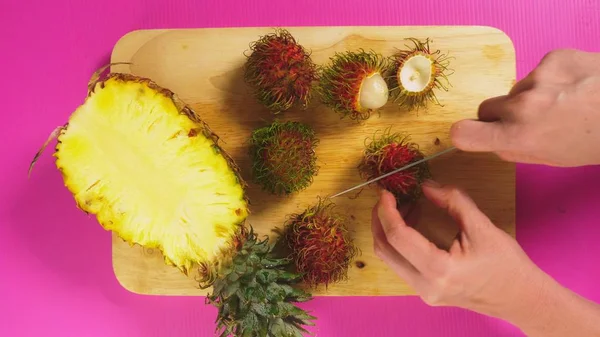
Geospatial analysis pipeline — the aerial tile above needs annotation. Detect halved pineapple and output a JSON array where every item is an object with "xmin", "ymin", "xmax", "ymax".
[{"xmin": 31, "ymin": 70, "xmax": 249, "ymax": 276}]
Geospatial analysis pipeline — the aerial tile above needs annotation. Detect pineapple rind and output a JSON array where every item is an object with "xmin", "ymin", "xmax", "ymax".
[{"xmin": 53, "ymin": 72, "xmax": 249, "ymax": 275}]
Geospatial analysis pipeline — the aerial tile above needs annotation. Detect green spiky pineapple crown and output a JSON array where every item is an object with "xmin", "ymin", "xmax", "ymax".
[
  {"xmin": 244, "ymin": 28, "xmax": 318, "ymax": 114},
  {"xmin": 388, "ymin": 37, "xmax": 453, "ymax": 111},
  {"xmin": 205, "ymin": 225, "xmax": 316, "ymax": 337},
  {"xmin": 317, "ymin": 49, "xmax": 391, "ymax": 121},
  {"xmin": 276, "ymin": 198, "xmax": 359, "ymax": 289},
  {"xmin": 248, "ymin": 120, "xmax": 319, "ymax": 195},
  {"xmin": 358, "ymin": 129, "xmax": 432, "ymax": 204}
]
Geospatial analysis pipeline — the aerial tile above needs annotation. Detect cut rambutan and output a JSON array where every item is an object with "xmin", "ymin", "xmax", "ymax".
[
  {"xmin": 317, "ymin": 49, "xmax": 391, "ymax": 121},
  {"xmin": 388, "ymin": 38, "xmax": 453, "ymax": 111},
  {"xmin": 358, "ymin": 129, "xmax": 431, "ymax": 203},
  {"xmin": 243, "ymin": 28, "xmax": 318, "ymax": 114},
  {"xmin": 276, "ymin": 198, "xmax": 359, "ymax": 288},
  {"xmin": 248, "ymin": 120, "xmax": 319, "ymax": 195}
]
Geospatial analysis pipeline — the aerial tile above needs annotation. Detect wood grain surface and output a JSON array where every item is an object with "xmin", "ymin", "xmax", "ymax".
[{"xmin": 109, "ymin": 26, "xmax": 516, "ymax": 296}]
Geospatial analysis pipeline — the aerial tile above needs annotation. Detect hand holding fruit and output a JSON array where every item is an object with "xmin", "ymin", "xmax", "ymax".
[
  {"xmin": 372, "ymin": 181, "xmax": 600, "ymax": 337},
  {"xmin": 450, "ymin": 49, "xmax": 600, "ymax": 167},
  {"xmin": 372, "ymin": 181, "xmax": 547, "ymax": 317}
]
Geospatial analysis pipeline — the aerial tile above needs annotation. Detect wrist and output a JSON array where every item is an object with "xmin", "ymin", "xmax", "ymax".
[
  {"xmin": 499, "ymin": 271, "xmax": 562, "ymax": 332},
  {"xmin": 498, "ymin": 271, "xmax": 600, "ymax": 337}
]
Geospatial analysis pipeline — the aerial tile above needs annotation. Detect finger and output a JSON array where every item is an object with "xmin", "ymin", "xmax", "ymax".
[
  {"xmin": 371, "ymin": 202, "xmax": 421, "ymax": 284},
  {"xmin": 449, "ymin": 119, "xmax": 510, "ymax": 152},
  {"xmin": 421, "ymin": 181, "xmax": 491, "ymax": 238},
  {"xmin": 449, "ymin": 231, "xmax": 467, "ymax": 255},
  {"xmin": 509, "ymin": 72, "xmax": 536, "ymax": 96},
  {"xmin": 377, "ymin": 190, "xmax": 448, "ymax": 274},
  {"xmin": 397, "ymin": 201, "xmax": 420, "ymax": 228},
  {"xmin": 477, "ymin": 95, "xmax": 512, "ymax": 122}
]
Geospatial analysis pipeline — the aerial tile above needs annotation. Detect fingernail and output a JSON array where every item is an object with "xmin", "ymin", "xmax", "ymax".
[{"xmin": 423, "ymin": 179, "xmax": 441, "ymax": 187}]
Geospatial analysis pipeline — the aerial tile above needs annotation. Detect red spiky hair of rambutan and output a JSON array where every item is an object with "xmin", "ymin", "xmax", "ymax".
[
  {"xmin": 244, "ymin": 28, "xmax": 318, "ymax": 114},
  {"xmin": 276, "ymin": 198, "xmax": 359, "ymax": 288},
  {"xmin": 358, "ymin": 128, "xmax": 432, "ymax": 203},
  {"xmin": 317, "ymin": 49, "xmax": 391, "ymax": 121},
  {"xmin": 248, "ymin": 120, "xmax": 319, "ymax": 195}
]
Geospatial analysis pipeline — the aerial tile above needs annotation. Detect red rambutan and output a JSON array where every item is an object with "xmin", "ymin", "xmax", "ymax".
[
  {"xmin": 358, "ymin": 129, "xmax": 432, "ymax": 203},
  {"xmin": 317, "ymin": 50, "xmax": 391, "ymax": 121},
  {"xmin": 276, "ymin": 198, "xmax": 359, "ymax": 288},
  {"xmin": 248, "ymin": 120, "xmax": 319, "ymax": 195},
  {"xmin": 244, "ymin": 28, "xmax": 318, "ymax": 114}
]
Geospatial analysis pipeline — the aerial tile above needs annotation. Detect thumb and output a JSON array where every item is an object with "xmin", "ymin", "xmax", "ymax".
[{"xmin": 450, "ymin": 119, "xmax": 507, "ymax": 152}]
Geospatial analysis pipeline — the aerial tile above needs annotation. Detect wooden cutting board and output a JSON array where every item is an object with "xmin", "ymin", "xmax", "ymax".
[{"xmin": 109, "ymin": 26, "xmax": 516, "ymax": 296}]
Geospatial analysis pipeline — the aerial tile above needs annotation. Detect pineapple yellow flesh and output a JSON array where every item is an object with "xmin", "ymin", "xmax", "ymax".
[{"xmin": 54, "ymin": 76, "xmax": 248, "ymax": 273}]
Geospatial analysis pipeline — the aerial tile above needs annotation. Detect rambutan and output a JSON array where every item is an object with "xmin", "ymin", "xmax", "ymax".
[
  {"xmin": 317, "ymin": 49, "xmax": 391, "ymax": 121},
  {"xmin": 248, "ymin": 120, "xmax": 319, "ymax": 195},
  {"xmin": 358, "ymin": 129, "xmax": 431, "ymax": 203},
  {"xmin": 276, "ymin": 198, "xmax": 359, "ymax": 288},
  {"xmin": 388, "ymin": 38, "xmax": 453, "ymax": 111},
  {"xmin": 244, "ymin": 28, "xmax": 318, "ymax": 114}
]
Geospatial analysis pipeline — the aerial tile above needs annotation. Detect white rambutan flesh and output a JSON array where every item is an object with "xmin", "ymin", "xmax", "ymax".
[
  {"xmin": 359, "ymin": 72, "xmax": 389, "ymax": 110},
  {"xmin": 398, "ymin": 55, "xmax": 434, "ymax": 93}
]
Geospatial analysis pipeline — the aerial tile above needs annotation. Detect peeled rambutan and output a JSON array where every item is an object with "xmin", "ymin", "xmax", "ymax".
[
  {"xmin": 276, "ymin": 198, "xmax": 359, "ymax": 288},
  {"xmin": 243, "ymin": 28, "xmax": 318, "ymax": 114},
  {"xmin": 248, "ymin": 120, "xmax": 319, "ymax": 195},
  {"xmin": 317, "ymin": 49, "xmax": 391, "ymax": 121},
  {"xmin": 388, "ymin": 37, "xmax": 453, "ymax": 111},
  {"xmin": 358, "ymin": 129, "xmax": 431, "ymax": 203}
]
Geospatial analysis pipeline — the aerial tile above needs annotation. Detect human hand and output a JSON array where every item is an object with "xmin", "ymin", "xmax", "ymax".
[
  {"xmin": 450, "ymin": 49, "xmax": 600, "ymax": 167},
  {"xmin": 371, "ymin": 180, "xmax": 553, "ymax": 321}
]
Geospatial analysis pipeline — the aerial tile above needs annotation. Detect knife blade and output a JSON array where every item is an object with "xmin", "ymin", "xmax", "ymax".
[{"xmin": 328, "ymin": 146, "xmax": 458, "ymax": 199}]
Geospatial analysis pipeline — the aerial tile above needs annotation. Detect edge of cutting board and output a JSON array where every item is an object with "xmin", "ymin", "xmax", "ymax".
[{"xmin": 108, "ymin": 25, "xmax": 516, "ymax": 297}]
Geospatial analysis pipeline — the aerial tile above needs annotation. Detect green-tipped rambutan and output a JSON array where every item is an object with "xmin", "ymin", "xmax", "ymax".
[
  {"xmin": 276, "ymin": 198, "xmax": 359, "ymax": 288},
  {"xmin": 248, "ymin": 120, "xmax": 319, "ymax": 195},
  {"xmin": 358, "ymin": 129, "xmax": 431, "ymax": 203},
  {"xmin": 388, "ymin": 38, "xmax": 453, "ymax": 111},
  {"xmin": 317, "ymin": 49, "xmax": 391, "ymax": 121},
  {"xmin": 244, "ymin": 28, "xmax": 318, "ymax": 114}
]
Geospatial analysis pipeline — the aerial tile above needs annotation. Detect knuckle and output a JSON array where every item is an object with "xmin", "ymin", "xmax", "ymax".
[
  {"xmin": 527, "ymin": 68, "xmax": 546, "ymax": 84},
  {"xmin": 511, "ymin": 91, "xmax": 553, "ymax": 112},
  {"xmin": 422, "ymin": 291, "xmax": 444, "ymax": 306},
  {"xmin": 445, "ymin": 185, "xmax": 466, "ymax": 200},
  {"xmin": 422, "ymin": 277, "xmax": 451, "ymax": 306},
  {"xmin": 540, "ymin": 49, "xmax": 575, "ymax": 66}
]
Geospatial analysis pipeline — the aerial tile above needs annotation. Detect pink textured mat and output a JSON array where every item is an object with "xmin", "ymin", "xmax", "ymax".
[{"xmin": 2, "ymin": 0, "xmax": 599, "ymax": 336}]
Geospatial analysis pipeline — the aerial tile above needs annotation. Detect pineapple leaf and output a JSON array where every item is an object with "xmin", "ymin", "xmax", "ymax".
[
  {"xmin": 223, "ymin": 282, "xmax": 240, "ymax": 299},
  {"xmin": 276, "ymin": 270, "xmax": 303, "ymax": 282},
  {"xmin": 228, "ymin": 272, "xmax": 241, "ymax": 283},
  {"xmin": 261, "ymin": 257, "xmax": 290, "ymax": 268},
  {"xmin": 251, "ymin": 302, "xmax": 269, "ymax": 317},
  {"xmin": 248, "ymin": 253, "xmax": 261, "ymax": 265},
  {"xmin": 257, "ymin": 269, "xmax": 278, "ymax": 284}
]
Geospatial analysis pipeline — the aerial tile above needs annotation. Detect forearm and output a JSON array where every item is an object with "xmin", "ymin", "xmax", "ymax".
[{"xmin": 502, "ymin": 272, "xmax": 600, "ymax": 337}]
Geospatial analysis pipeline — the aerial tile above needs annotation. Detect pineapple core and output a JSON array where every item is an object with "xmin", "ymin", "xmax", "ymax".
[{"xmin": 54, "ymin": 76, "xmax": 248, "ymax": 273}]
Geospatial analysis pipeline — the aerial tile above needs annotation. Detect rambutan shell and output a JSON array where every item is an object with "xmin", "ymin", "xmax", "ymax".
[
  {"xmin": 317, "ymin": 49, "xmax": 391, "ymax": 121},
  {"xmin": 277, "ymin": 200, "xmax": 359, "ymax": 288},
  {"xmin": 358, "ymin": 130, "xmax": 431, "ymax": 203},
  {"xmin": 248, "ymin": 121, "xmax": 319, "ymax": 195},
  {"xmin": 244, "ymin": 29, "xmax": 318, "ymax": 113}
]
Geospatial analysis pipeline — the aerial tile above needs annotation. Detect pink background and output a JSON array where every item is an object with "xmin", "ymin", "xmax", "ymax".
[{"xmin": 2, "ymin": 0, "xmax": 599, "ymax": 336}]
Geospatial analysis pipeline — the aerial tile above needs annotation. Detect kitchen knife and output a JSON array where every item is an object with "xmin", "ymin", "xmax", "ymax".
[{"xmin": 328, "ymin": 146, "xmax": 458, "ymax": 199}]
